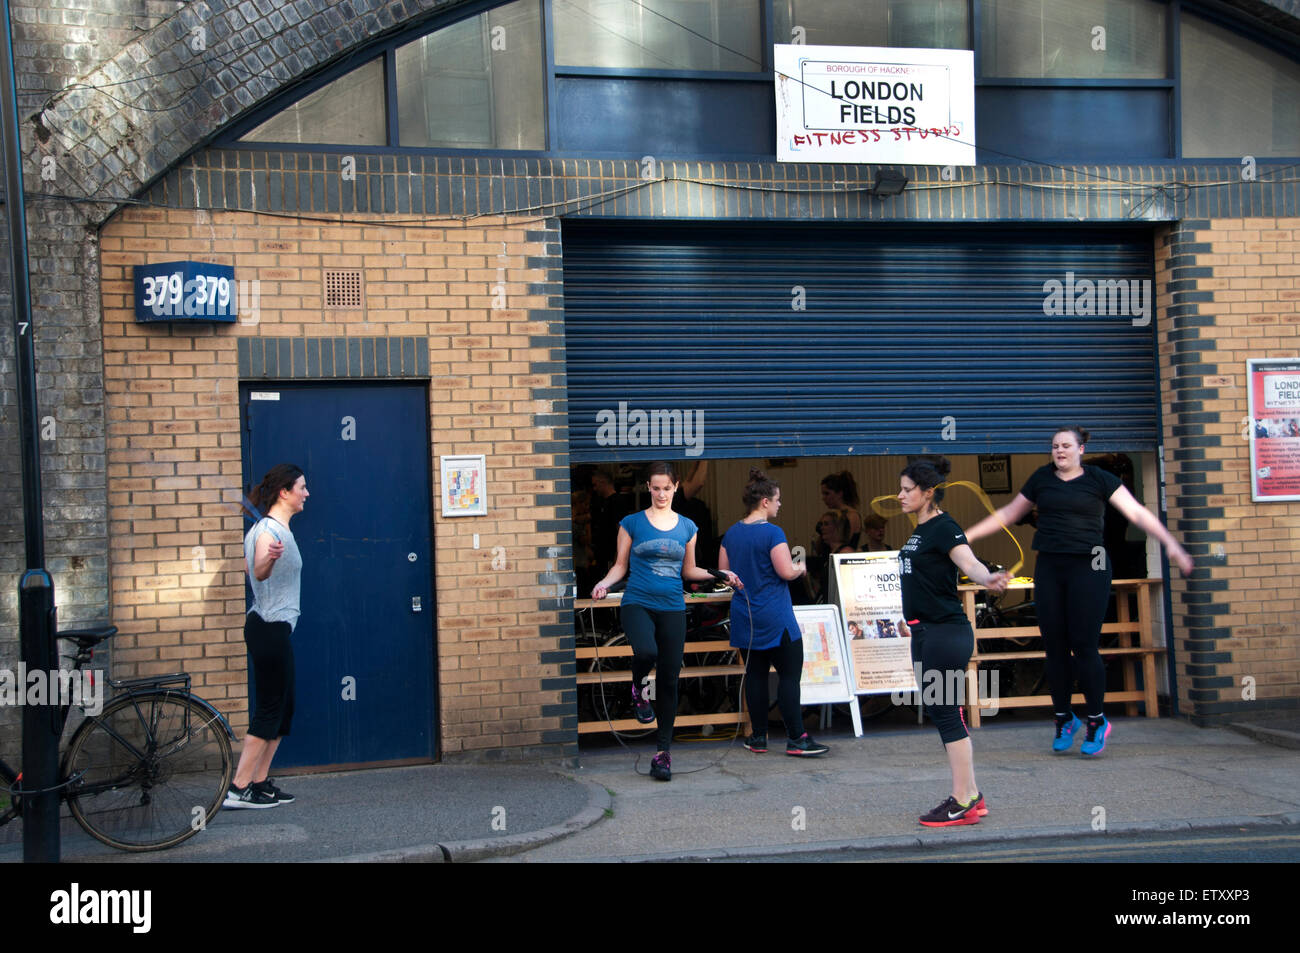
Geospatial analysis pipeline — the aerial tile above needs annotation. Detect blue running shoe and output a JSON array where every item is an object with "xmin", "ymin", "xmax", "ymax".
[
  {"xmin": 1052, "ymin": 714, "xmax": 1083, "ymax": 752},
  {"xmin": 1081, "ymin": 716, "xmax": 1112, "ymax": 756}
]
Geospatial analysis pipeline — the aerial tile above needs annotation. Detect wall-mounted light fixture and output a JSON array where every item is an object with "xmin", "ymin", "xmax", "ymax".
[{"xmin": 872, "ymin": 169, "xmax": 908, "ymax": 196}]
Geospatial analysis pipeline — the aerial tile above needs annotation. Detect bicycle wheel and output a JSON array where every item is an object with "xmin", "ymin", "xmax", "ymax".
[{"xmin": 64, "ymin": 692, "xmax": 232, "ymax": 852}]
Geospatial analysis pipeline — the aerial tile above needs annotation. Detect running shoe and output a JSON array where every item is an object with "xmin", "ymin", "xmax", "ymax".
[
  {"xmin": 631, "ymin": 683, "xmax": 655, "ymax": 724},
  {"xmin": 743, "ymin": 733, "xmax": 768, "ymax": 753},
  {"xmin": 254, "ymin": 778, "xmax": 295, "ymax": 804},
  {"xmin": 1080, "ymin": 716, "xmax": 1112, "ymax": 756},
  {"xmin": 1052, "ymin": 713, "xmax": 1083, "ymax": 752},
  {"xmin": 786, "ymin": 733, "xmax": 829, "ymax": 756},
  {"xmin": 649, "ymin": 752, "xmax": 671, "ymax": 781},
  {"xmin": 971, "ymin": 791, "xmax": 988, "ymax": 817},
  {"xmin": 223, "ymin": 782, "xmax": 279, "ymax": 809},
  {"xmin": 919, "ymin": 795, "xmax": 981, "ymax": 827}
]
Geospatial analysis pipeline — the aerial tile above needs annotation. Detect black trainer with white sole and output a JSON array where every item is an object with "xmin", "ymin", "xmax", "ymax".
[
  {"xmin": 254, "ymin": 778, "xmax": 295, "ymax": 803},
  {"xmin": 223, "ymin": 782, "xmax": 279, "ymax": 809}
]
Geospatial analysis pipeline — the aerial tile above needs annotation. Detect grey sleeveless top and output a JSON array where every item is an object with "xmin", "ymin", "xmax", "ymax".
[{"xmin": 244, "ymin": 516, "xmax": 302, "ymax": 630}]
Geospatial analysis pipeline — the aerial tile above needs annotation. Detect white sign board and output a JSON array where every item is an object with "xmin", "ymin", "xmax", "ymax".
[
  {"xmin": 775, "ymin": 44, "xmax": 975, "ymax": 166},
  {"xmin": 794, "ymin": 604, "xmax": 855, "ymax": 707},
  {"xmin": 831, "ymin": 551, "xmax": 918, "ymax": 696}
]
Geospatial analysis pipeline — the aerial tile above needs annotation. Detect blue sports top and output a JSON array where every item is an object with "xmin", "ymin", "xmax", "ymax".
[
  {"xmin": 720, "ymin": 520, "xmax": 801, "ymax": 651},
  {"xmin": 620, "ymin": 510, "xmax": 698, "ymax": 612}
]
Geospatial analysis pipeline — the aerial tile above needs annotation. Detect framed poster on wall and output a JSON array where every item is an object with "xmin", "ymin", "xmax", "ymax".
[
  {"xmin": 440, "ymin": 454, "xmax": 487, "ymax": 516},
  {"xmin": 978, "ymin": 455, "xmax": 1012, "ymax": 494},
  {"xmin": 1248, "ymin": 359, "xmax": 1300, "ymax": 502}
]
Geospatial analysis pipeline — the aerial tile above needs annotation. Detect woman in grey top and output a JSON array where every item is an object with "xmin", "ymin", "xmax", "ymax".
[{"xmin": 224, "ymin": 464, "xmax": 308, "ymax": 809}]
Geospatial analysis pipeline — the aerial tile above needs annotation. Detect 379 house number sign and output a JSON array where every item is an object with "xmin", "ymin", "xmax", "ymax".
[{"xmin": 133, "ymin": 261, "xmax": 237, "ymax": 322}]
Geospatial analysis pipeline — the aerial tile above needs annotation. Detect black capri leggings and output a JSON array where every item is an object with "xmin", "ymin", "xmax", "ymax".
[
  {"xmin": 741, "ymin": 630, "xmax": 804, "ymax": 740},
  {"xmin": 1034, "ymin": 551, "xmax": 1112, "ymax": 715},
  {"xmin": 621, "ymin": 604, "xmax": 686, "ymax": 752},
  {"xmin": 244, "ymin": 610, "xmax": 295, "ymax": 740},
  {"xmin": 910, "ymin": 621, "xmax": 973, "ymax": 745}
]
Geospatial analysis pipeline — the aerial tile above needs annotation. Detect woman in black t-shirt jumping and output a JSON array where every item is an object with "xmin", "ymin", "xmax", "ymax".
[
  {"xmin": 965, "ymin": 426, "xmax": 1194, "ymax": 757},
  {"xmin": 898, "ymin": 457, "xmax": 1009, "ymax": 827}
]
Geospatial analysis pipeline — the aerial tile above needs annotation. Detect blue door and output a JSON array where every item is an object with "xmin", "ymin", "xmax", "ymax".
[{"xmin": 240, "ymin": 382, "xmax": 437, "ymax": 768}]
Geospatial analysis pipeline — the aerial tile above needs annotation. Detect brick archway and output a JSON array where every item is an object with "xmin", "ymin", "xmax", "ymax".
[{"xmin": 26, "ymin": 0, "xmax": 477, "ymax": 222}]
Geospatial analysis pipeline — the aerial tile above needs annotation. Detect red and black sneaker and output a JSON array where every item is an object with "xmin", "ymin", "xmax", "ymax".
[
  {"xmin": 919, "ymin": 795, "xmax": 981, "ymax": 827},
  {"xmin": 786, "ymin": 733, "xmax": 829, "ymax": 756},
  {"xmin": 743, "ymin": 733, "xmax": 768, "ymax": 753}
]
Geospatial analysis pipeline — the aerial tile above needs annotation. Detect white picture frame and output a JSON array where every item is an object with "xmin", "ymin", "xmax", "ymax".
[
  {"xmin": 440, "ymin": 454, "xmax": 487, "ymax": 517},
  {"xmin": 794, "ymin": 604, "xmax": 856, "ymax": 707}
]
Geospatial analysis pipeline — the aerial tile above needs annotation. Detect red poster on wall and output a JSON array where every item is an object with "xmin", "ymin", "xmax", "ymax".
[{"xmin": 1248, "ymin": 359, "xmax": 1300, "ymax": 502}]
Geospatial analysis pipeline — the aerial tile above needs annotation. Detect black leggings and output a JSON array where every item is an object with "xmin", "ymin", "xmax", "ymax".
[
  {"xmin": 741, "ymin": 630, "xmax": 804, "ymax": 740},
  {"xmin": 1034, "ymin": 551, "xmax": 1112, "ymax": 714},
  {"xmin": 621, "ymin": 604, "xmax": 686, "ymax": 752},
  {"xmin": 910, "ymin": 621, "xmax": 972, "ymax": 744},
  {"xmin": 245, "ymin": 610, "xmax": 295, "ymax": 740}
]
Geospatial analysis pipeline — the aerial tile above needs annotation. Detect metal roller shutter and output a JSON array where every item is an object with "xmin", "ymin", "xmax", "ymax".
[{"xmin": 563, "ymin": 223, "xmax": 1157, "ymax": 460}]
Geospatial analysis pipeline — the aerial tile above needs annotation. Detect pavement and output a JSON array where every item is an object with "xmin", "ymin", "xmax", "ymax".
[
  {"xmin": 1227, "ymin": 711, "xmax": 1300, "ymax": 751},
  {"xmin": 2, "ymin": 715, "xmax": 1298, "ymax": 863},
  {"xmin": 0, "ymin": 763, "xmax": 602, "ymax": 863}
]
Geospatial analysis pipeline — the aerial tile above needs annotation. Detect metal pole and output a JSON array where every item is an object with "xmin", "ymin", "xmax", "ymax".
[
  {"xmin": 18, "ymin": 572, "xmax": 57, "ymax": 862},
  {"xmin": 0, "ymin": 0, "xmax": 60, "ymax": 862}
]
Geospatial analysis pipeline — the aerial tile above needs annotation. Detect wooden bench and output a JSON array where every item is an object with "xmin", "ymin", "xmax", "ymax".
[
  {"xmin": 958, "ymin": 577, "xmax": 1165, "ymax": 728},
  {"xmin": 573, "ymin": 579, "xmax": 1167, "ymax": 734},
  {"xmin": 574, "ymin": 591, "xmax": 746, "ymax": 735}
]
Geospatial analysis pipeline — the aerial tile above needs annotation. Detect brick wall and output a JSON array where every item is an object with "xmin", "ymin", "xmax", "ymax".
[
  {"xmin": 9, "ymin": 0, "xmax": 178, "ymax": 115},
  {"xmin": 97, "ymin": 206, "xmax": 575, "ymax": 758},
  {"xmin": 4, "ymin": 0, "xmax": 1300, "ymax": 765},
  {"xmin": 1157, "ymin": 217, "xmax": 1300, "ymax": 723},
  {"xmin": 0, "ymin": 202, "xmax": 110, "ymax": 758}
]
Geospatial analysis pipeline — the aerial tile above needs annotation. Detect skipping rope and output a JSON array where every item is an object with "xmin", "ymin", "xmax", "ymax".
[{"xmin": 591, "ymin": 569, "xmax": 757, "ymax": 777}]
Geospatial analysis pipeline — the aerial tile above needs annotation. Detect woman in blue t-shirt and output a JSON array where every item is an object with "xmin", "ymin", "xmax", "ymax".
[
  {"xmin": 592, "ymin": 461, "xmax": 741, "ymax": 781},
  {"xmin": 965, "ymin": 426, "xmax": 1193, "ymax": 756},
  {"xmin": 720, "ymin": 467, "xmax": 829, "ymax": 757}
]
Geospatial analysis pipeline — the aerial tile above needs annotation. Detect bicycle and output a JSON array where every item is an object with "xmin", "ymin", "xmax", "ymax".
[
  {"xmin": 973, "ymin": 583, "xmax": 1045, "ymax": 699},
  {"xmin": 1, "ymin": 624, "xmax": 235, "ymax": 852}
]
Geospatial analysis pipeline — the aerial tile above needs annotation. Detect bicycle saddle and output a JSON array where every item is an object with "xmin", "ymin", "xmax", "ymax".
[{"xmin": 57, "ymin": 624, "xmax": 118, "ymax": 648}]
